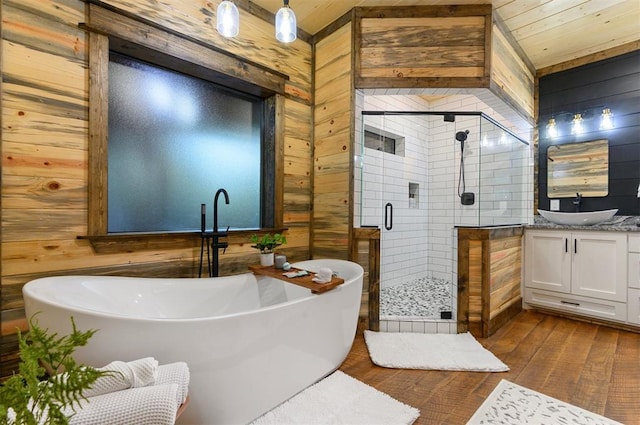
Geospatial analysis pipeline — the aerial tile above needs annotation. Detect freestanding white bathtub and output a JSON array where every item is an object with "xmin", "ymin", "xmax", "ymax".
[{"xmin": 23, "ymin": 259, "xmax": 363, "ymax": 424}]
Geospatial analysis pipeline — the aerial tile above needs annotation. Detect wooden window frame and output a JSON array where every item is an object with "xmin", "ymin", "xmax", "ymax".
[{"xmin": 83, "ymin": 2, "xmax": 286, "ymax": 251}]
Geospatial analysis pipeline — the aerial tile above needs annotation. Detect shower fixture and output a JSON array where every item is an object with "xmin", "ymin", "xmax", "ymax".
[
  {"xmin": 455, "ymin": 130, "xmax": 469, "ymax": 142},
  {"xmin": 456, "ymin": 130, "xmax": 475, "ymax": 206},
  {"xmin": 456, "ymin": 129, "xmax": 469, "ymax": 151}
]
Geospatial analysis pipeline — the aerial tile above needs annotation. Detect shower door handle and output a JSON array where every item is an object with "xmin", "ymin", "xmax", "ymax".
[{"xmin": 384, "ymin": 202, "xmax": 393, "ymax": 230}]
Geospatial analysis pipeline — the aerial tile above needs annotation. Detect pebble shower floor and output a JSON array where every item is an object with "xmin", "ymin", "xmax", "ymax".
[{"xmin": 379, "ymin": 277, "xmax": 452, "ymax": 320}]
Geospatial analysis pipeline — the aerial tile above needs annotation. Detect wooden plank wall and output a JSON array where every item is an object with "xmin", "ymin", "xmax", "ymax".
[
  {"xmin": 312, "ymin": 22, "xmax": 353, "ymax": 259},
  {"xmin": 490, "ymin": 20, "xmax": 536, "ymax": 125},
  {"xmin": 488, "ymin": 236, "xmax": 522, "ymax": 330},
  {"xmin": 351, "ymin": 227, "xmax": 380, "ymax": 331},
  {"xmin": 458, "ymin": 227, "xmax": 523, "ymax": 338},
  {"xmin": 352, "ymin": 5, "xmax": 535, "ymax": 125},
  {"xmin": 1, "ymin": 0, "xmax": 313, "ymax": 377},
  {"xmin": 355, "ymin": 6, "xmax": 491, "ymax": 89}
]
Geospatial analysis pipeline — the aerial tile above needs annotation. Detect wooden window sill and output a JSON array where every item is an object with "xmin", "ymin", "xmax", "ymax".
[{"xmin": 78, "ymin": 228, "xmax": 287, "ymax": 254}]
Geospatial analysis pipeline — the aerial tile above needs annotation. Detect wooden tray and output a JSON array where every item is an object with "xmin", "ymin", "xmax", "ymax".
[{"xmin": 249, "ymin": 265, "xmax": 344, "ymax": 294}]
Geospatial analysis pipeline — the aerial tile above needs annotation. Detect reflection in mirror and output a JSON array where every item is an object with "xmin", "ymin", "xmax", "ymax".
[{"xmin": 547, "ymin": 139, "xmax": 608, "ymax": 198}]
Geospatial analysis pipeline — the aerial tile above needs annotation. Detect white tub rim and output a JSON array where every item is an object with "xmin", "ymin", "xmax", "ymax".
[{"xmin": 23, "ymin": 260, "xmax": 362, "ymax": 324}]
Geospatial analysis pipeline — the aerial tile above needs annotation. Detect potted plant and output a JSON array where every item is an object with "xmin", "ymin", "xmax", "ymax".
[{"xmin": 250, "ymin": 233, "xmax": 286, "ymax": 266}]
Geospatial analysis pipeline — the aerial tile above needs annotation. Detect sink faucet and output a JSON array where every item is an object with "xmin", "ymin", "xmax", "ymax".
[
  {"xmin": 211, "ymin": 188, "xmax": 230, "ymax": 277},
  {"xmin": 573, "ymin": 192, "xmax": 582, "ymax": 212}
]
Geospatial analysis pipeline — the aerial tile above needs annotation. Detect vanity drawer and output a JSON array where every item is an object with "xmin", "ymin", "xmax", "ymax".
[
  {"xmin": 630, "ymin": 253, "xmax": 640, "ymax": 289},
  {"xmin": 525, "ymin": 288, "xmax": 627, "ymax": 323},
  {"xmin": 628, "ymin": 288, "xmax": 640, "ymax": 325},
  {"xmin": 630, "ymin": 234, "xmax": 640, "ymax": 253}
]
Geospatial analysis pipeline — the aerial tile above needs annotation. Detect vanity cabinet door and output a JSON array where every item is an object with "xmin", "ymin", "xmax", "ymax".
[
  {"xmin": 571, "ymin": 232, "xmax": 627, "ymax": 302},
  {"xmin": 525, "ymin": 230, "xmax": 571, "ymax": 293},
  {"xmin": 629, "ymin": 234, "xmax": 640, "ymax": 289},
  {"xmin": 629, "ymin": 289, "xmax": 640, "ymax": 325}
]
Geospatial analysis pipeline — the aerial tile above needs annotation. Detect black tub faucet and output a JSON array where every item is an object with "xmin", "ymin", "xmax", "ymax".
[
  {"xmin": 573, "ymin": 192, "xmax": 582, "ymax": 212},
  {"xmin": 211, "ymin": 188, "xmax": 230, "ymax": 277},
  {"xmin": 198, "ymin": 189, "xmax": 230, "ymax": 278},
  {"xmin": 214, "ymin": 188, "xmax": 229, "ymax": 233}
]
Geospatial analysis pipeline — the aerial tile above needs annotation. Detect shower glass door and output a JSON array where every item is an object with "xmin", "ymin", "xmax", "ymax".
[{"xmin": 360, "ymin": 112, "xmax": 452, "ymax": 321}]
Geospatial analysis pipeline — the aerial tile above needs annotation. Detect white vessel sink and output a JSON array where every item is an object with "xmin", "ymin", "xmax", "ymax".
[{"xmin": 538, "ymin": 209, "xmax": 618, "ymax": 226}]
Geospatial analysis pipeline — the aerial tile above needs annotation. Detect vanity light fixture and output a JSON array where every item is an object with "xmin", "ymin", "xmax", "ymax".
[
  {"xmin": 275, "ymin": 0, "xmax": 297, "ymax": 43},
  {"xmin": 570, "ymin": 113, "xmax": 584, "ymax": 135},
  {"xmin": 546, "ymin": 118, "xmax": 558, "ymax": 138},
  {"xmin": 545, "ymin": 107, "xmax": 615, "ymax": 138},
  {"xmin": 600, "ymin": 107, "xmax": 614, "ymax": 130},
  {"xmin": 217, "ymin": 1, "xmax": 239, "ymax": 38}
]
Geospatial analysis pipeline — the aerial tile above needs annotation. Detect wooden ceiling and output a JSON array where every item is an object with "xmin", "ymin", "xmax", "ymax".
[{"xmin": 251, "ymin": 0, "xmax": 640, "ymax": 71}]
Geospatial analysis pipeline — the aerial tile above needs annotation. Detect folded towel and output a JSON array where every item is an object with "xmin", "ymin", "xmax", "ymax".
[
  {"xmin": 68, "ymin": 384, "xmax": 180, "ymax": 425},
  {"xmin": 83, "ymin": 357, "xmax": 158, "ymax": 398},
  {"xmin": 8, "ymin": 360, "xmax": 189, "ymax": 425},
  {"xmin": 155, "ymin": 362, "xmax": 190, "ymax": 406}
]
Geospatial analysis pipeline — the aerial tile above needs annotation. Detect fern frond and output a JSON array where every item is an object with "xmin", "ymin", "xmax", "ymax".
[{"xmin": 2, "ymin": 315, "xmax": 107, "ymax": 425}]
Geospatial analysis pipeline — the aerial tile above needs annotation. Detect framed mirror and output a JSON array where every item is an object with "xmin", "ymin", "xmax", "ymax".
[{"xmin": 547, "ymin": 139, "xmax": 609, "ymax": 198}]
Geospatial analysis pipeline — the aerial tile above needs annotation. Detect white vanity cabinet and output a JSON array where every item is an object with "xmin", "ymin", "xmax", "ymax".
[
  {"xmin": 628, "ymin": 234, "xmax": 640, "ymax": 325},
  {"xmin": 524, "ymin": 229, "xmax": 628, "ymax": 323}
]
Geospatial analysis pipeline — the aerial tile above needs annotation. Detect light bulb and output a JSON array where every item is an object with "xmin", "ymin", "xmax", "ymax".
[
  {"xmin": 275, "ymin": 1, "xmax": 297, "ymax": 43},
  {"xmin": 571, "ymin": 113, "xmax": 583, "ymax": 135},
  {"xmin": 217, "ymin": 1, "xmax": 239, "ymax": 38},
  {"xmin": 600, "ymin": 108, "xmax": 614, "ymax": 130},
  {"xmin": 546, "ymin": 118, "xmax": 558, "ymax": 138}
]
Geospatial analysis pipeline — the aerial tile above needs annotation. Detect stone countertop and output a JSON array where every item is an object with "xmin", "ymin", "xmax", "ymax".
[{"xmin": 527, "ymin": 215, "xmax": 640, "ymax": 232}]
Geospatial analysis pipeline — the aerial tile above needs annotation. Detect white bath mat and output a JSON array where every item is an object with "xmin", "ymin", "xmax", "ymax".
[
  {"xmin": 250, "ymin": 370, "xmax": 420, "ymax": 425},
  {"xmin": 467, "ymin": 379, "xmax": 623, "ymax": 424},
  {"xmin": 364, "ymin": 331, "xmax": 509, "ymax": 372}
]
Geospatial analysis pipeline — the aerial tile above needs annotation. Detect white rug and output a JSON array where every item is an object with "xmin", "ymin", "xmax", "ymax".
[
  {"xmin": 364, "ymin": 331, "xmax": 509, "ymax": 372},
  {"xmin": 250, "ymin": 371, "xmax": 420, "ymax": 425},
  {"xmin": 467, "ymin": 379, "xmax": 623, "ymax": 424}
]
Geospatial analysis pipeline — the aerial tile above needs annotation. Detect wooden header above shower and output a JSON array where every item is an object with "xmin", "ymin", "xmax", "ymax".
[{"xmin": 352, "ymin": 5, "xmax": 535, "ymax": 126}]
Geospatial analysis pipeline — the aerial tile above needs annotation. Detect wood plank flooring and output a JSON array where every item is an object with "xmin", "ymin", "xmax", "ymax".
[{"xmin": 339, "ymin": 310, "xmax": 640, "ymax": 424}]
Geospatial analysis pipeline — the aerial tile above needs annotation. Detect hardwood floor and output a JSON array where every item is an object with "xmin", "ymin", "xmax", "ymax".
[{"xmin": 339, "ymin": 310, "xmax": 640, "ymax": 424}]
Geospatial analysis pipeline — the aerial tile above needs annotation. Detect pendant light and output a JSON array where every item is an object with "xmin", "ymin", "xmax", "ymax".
[
  {"xmin": 217, "ymin": 1, "xmax": 239, "ymax": 38},
  {"xmin": 275, "ymin": 0, "xmax": 297, "ymax": 43}
]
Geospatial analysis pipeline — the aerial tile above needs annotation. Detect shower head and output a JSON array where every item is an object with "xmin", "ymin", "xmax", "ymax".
[{"xmin": 455, "ymin": 130, "xmax": 469, "ymax": 143}]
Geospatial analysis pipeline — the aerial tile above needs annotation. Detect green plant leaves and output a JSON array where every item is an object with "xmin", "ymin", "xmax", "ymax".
[
  {"xmin": 249, "ymin": 233, "xmax": 287, "ymax": 253},
  {"xmin": 0, "ymin": 316, "xmax": 107, "ymax": 425}
]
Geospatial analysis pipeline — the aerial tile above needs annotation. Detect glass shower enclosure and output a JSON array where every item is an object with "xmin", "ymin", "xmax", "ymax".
[{"xmin": 357, "ymin": 111, "xmax": 531, "ymax": 324}]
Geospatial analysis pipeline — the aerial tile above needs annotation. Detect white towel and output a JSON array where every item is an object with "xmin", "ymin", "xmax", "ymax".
[
  {"xmin": 83, "ymin": 357, "xmax": 158, "ymax": 398},
  {"xmin": 7, "ymin": 360, "xmax": 189, "ymax": 425},
  {"xmin": 155, "ymin": 362, "xmax": 190, "ymax": 406},
  {"xmin": 68, "ymin": 384, "xmax": 180, "ymax": 425}
]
